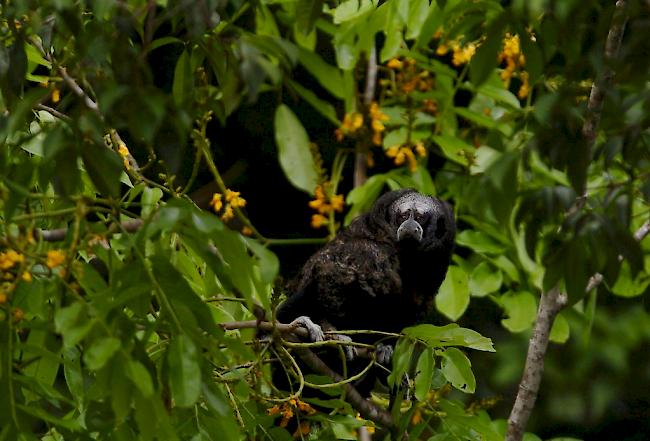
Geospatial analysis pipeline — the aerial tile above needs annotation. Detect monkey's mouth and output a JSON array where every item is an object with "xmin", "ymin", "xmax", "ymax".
[{"xmin": 397, "ymin": 218, "xmax": 423, "ymax": 242}]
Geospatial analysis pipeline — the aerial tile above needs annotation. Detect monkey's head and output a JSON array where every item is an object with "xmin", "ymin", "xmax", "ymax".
[{"xmin": 370, "ymin": 189, "xmax": 455, "ymax": 253}]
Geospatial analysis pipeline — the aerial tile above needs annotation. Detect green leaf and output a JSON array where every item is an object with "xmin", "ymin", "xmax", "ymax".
[
  {"xmin": 478, "ymin": 83, "xmax": 520, "ymax": 109},
  {"xmin": 549, "ymin": 312, "xmax": 570, "ymax": 344},
  {"xmin": 435, "ymin": 266, "xmax": 470, "ymax": 321},
  {"xmin": 81, "ymin": 141, "xmax": 123, "ymax": 198},
  {"xmin": 469, "ymin": 17, "xmax": 504, "ymax": 86},
  {"xmin": 441, "ymin": 347, "xmax": 476, "ymax": 393},
  {"xmin": 404, "ymin": 324, "xmax": 495, "ymax": 352},
  {"xmin": 168, "ymin": 334, "xmax": 202, "ymax": 407},
  {"xmin": 297, "ymin": 48, "xmax": 344, "ymax": 98},
  {"xmin": 456, "ymin": 230, "xmax": 507, "ymax": 254},
  {"xmin": 501, "ymin": 291, "xmax": 537, "ymax": 333},
  {"xmin": 611, "ymin": 261, "xmax": 650, "ymax": 298},
  {"xmin": 469, "ymin": 261, "xmax": 503, "ymax": 297},
  {"xmin": 245, "ymin": 238, "xmax": 280, "ymax": 284},
  {"xmin": 286, "ymin": 79, "xmax": 339, "ymax": 125},
  {"xmin": 414, "ymin": 348, "xmax": 435, "ymax": 401},
  {"xmin": 172, "ymin": 49, "xmax": 192, "ymax": 106},
  {"xmin": 274, "ymin": 104, "xmax": 319, "ymax": 194},
  {"xmin": 333, "ymin": 0, "xmax": 374, "ymax": 24},
  {"xmin": 453, "ymin": 107, "xmax": 512, "ymax": 136},
  {"xmin": 126, "ymin": 360, "xmax": 154, "ymax": 397},
  {"xmin": 387, "ymin": 338, "xmax": 415, "ymax": 388},
  {"xmin": 432, "ymin": 135, "xmax": 476, "ymax": 166},
  {"xmin": 83, "ymin": 337, "xmax": 121, "ymax": 371}
]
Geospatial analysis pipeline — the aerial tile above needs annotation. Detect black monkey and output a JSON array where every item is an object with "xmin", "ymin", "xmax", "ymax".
[{"xmin": 277, "ymin": 189, "xmax": 455, "ymax": 365}]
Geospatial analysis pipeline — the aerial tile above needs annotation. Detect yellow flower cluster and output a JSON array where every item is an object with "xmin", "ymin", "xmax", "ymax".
[
  {"xmin": 309, "ymin": 184, "xmax": 344, "ymax": 229},
  {"xmin": 385, "ymin": 57, "xmax": 434, "ymax": 95},
  {"xmin": 498, "ymin": 33, "xmax": 530, "ymax": 99},
  {"xmin": 46, "ymin": 250, "xmax": 65, "ymax": 268},
  {"xmin": 210, "ymin": 189, "xmax": 247, "ymax": 222},
  {"xmin": 369, "ymin": 102, "xmax": 389, "ymax": 146},
  {"xmin": 0, "ymin": 250, "xmax": 24, "ymax": 270},
  {"xmin": 386, "ymin": 141, "xmax": 427, "ymax": 173},
  {"xmin": 334, "ymin": 111, "xmax": 364, "ymax": 142},
  {"xmin": 436, "ymin": 40, "xmax": 477, "ymax": 66},
  {"xmin": 117, "ymin": 141, "xmax": 131, "ymax": 170},
  {"xmin": 266, "ymin": 398, "xmax": 316, "ymax": 429}
]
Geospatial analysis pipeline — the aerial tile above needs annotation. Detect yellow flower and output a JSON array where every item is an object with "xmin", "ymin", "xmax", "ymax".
[
  {"xmin": 0, "ymin": 250, "xmax": 24, "ymax": 270},
  {"xmin": 518, "ymin": 71, "xmax": 530, "ymax": 99},
  {"xmin": 369, "ymin": 102, "xmax": 389, "ymax": 121},
  {"xmin": 386, "ymin": 145, "xmax": 400, "ymax": 158},
  {"xmin": 46, "ymin": 250, "xmax": 65, "ymax": 268},
  {"xmin": 266, "ymin": 405, "xmax": 281, "ymax": 416},
  {"xmin": 330, "ymin": 194, "xmax": 344, "ymax": 213},
  {"xmin": 404, "ymin": 147, "xmax": 418, "ymax": 172},
  {"xmin": 452, "ymin": 42, "xmax": 476, "ymax": 66},
  {"xmin": 414, "ymin": 142, "xmax": 427, "ymax": 158},
  {"xmin": 221, "ymin": 206, "xmax": 234, "ymax": 222},
  {"xmin": 279, "ymin": 406, "xmax": 294, "ymax": 427},
  {"xmin": 436, "ymin": 43, "xmax": 449, "ymax": 56},
  {"xmin": 394, "ymin": 150, "xmax": 406, "ymax": 166},
  {"xmin": 21, "ymin": 272, "xmax": 32, "ymax": 282},
  {"xmin": 225, "ymin": 189, "xmax": 247, "ymax": 208},
  {"xmin": 242, "ymin": 226, "xmax": 253, "ymax": 236},
  {"xmin": 210, "ymin": 193, "xmax": 223, "ymax": 212},
  {"xmin": 0, "ymin": 293, "xmax": 7, "ymax": 304},
  {"xmin": 311, "ymin": 214, "xmax": 328, "ymax": 229},
  {"xmin": 371, "ymin": 118, "xmax": 385, "ymax": 133},
  {"xmin": 52, "ymin": 88, "xmax": 60, "ymax": 103},
  {"xmin": 387, "ymin": 58, "xmax": 403, "ymax": 69}
]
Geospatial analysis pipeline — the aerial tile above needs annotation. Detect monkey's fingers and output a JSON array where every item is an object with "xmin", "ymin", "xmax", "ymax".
[
  {"xmin": 375, "ymin": 343, "xmax": 394, "ymax": 365},
  {"xmin": 329, "ymin": 334, "xmax": 358, "ymax": 361},
  {"xmin": 289, "ymin": 316, "xmax": 325, "ymax": 342}
]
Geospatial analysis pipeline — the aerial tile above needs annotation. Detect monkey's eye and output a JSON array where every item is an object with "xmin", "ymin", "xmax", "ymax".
[{"xmin": 415, "ymin": 212, "xmax": 429, "ymax": 225}]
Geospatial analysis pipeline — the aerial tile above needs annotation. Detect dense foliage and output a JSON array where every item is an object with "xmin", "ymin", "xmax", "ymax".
[{"xmin": 1, "ymin": 0, "xmax": 649, "ymax": 440}]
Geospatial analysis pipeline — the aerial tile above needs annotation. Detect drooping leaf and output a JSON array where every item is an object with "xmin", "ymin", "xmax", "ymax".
[
  {"xmin": 435, "ymin": 266, "xmax": 470, "ymax": 321},
  {"xmin": 441, "ymin": 347, "xmax": 476, "ymax": 394},
  {"xmin": 168, "ymin": 334, "xmax": 202, "ymax": 407},
  {"xmin": 274, "ymin": 104, "xmax": 319, "ymax": 194}
]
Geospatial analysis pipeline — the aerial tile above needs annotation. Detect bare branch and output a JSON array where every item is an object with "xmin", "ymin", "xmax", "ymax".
[
  {"xmin": 35, "ymin": 104, "xmax": 71, "ymax": 121},
  {"xmin": 582, "ymin": 0, "xmax": 628, "ymax": 145},
  {"xmin": 506, "ymin": 288, "xmax": 567, "ymax": 441},
  {"xmin": 37, "ymin": 218, "xmax": 143, "ymax": 242},
  {"xmin": 59, "ymin": 67, "xmax": 100, "ymax": 114},
  {"xmin": 354, "ymin": 44, "xmax": 378, "ymax": 189}
]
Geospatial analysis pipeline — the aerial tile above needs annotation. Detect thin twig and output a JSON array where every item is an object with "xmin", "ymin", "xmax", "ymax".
[{"xmin": 35, "ymin": 104, "xmax": 71, "ymax": 121}]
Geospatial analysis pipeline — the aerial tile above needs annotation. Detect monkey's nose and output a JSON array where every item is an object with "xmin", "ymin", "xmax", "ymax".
[{"xmin": 397, "ymin": 218, "xmax": 423, "ymax": 242}]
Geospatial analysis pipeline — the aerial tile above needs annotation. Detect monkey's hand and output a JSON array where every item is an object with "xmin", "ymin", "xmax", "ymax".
[
  {"xmin": 289, "ymin": 316, "xmax": 325, "ymax": 342},
  {"xmin": 375, "ymin": 343, "xmax": 394, "ymax": 365},
  {"xmin": 329, "ymin": 333, "xmax": 358, "ymax": 361}
]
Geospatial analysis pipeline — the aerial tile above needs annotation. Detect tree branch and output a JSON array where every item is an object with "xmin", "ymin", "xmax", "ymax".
[
  {"xmin": 507, "ymin": 3, "xmax": 629, "ymax": 439},
  {"xmin": 354, "ymin": 44, "xmax": 378, "ymax": 189}
]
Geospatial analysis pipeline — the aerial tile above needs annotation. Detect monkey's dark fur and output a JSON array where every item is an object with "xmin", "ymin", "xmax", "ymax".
[{"xmin": 277, "ymin": 188, "xmax": 455, "ymax": 354}]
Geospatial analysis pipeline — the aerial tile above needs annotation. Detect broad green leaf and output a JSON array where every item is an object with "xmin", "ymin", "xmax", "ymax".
[
  {"xmin": 501, "ymin": 291, "xmax": 537, "ymax": 333},
  {"xmin": 84, "ymin": 337, "xmax": 121, "ymax": 371},
  {"xmin": 405, "ymin": 0, "xmax": 431, "ymax": 40},
  {"xmin": 245, "ymin": 238, "xmax": 280, "ymax": 284},
  {"xmin": 432, "ymin": 135, "xmax": 476, "ymax": 166},
  {"xmin": 453, "ymin": 107, "xmax": 512, "ymax": 136},
  {"xmin": 456, "ymin": 230, "xmax": 507, "ymax": 254},
  {"xmin": 168, "ymin": 335, "xmax": 201, "ymax": 407},
  {"xmin": 441, "ymin": 347, "xmax": 476, "ymax": 393},
  {"xmin": 286, "ymin": 79, "xmax": 339, "ymax": 125},
  {"xmin": 274, "ymin": 104, "xmax": 319, "ymax": 194},
  {"xmin": 344, "ymin": 174, "xmax": 387, "ymax": 225},
  {"xmin": 469, "ymin": 261, "xmax": 502, "ymax": 297},
  {"xmin": 478, "ymin": 83, "xmax": 520, "ymax": 109},
  {"xmin": 435, "ymin": 266, "xmax": 470, "ymax": 321},
  {"xmin": 298, "ymin": 48, "xmax": 344, "ymax": 98},
  {"xmin": 404, "ymin": 324, "xmax": 495, "ymax": 352},
  {"xmin": 414, "ymin": 348, "xmax": 435, "ymax": 401}
]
